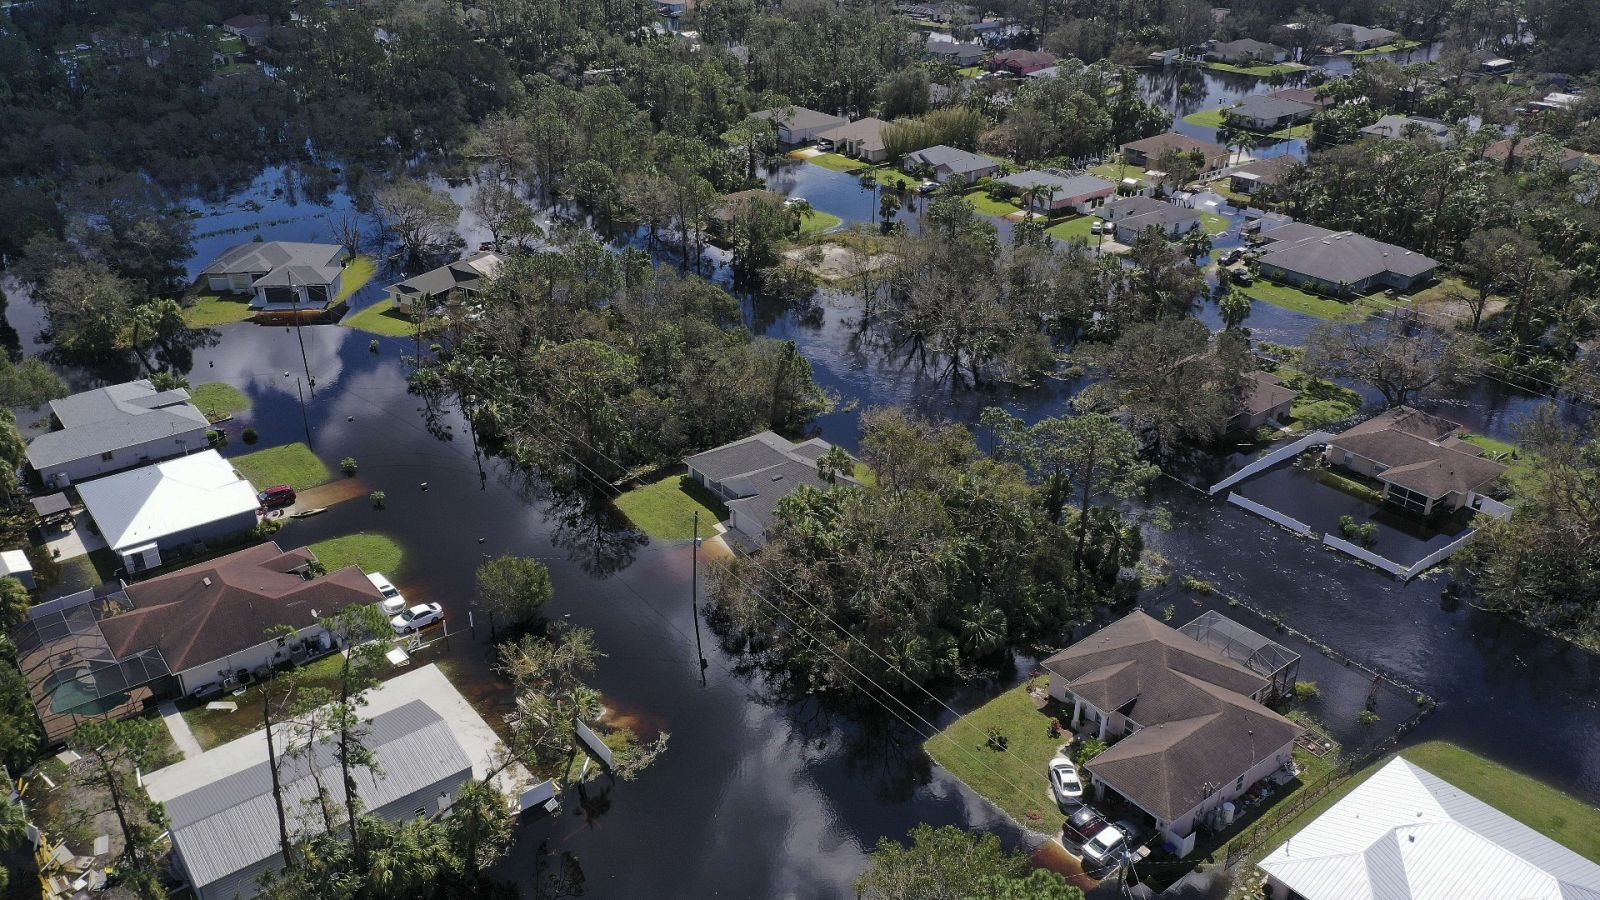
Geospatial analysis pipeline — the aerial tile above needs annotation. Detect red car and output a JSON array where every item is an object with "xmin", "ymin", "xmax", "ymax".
[
  {"xmin": 258, "ymin": 485, "xmax": 297, "ymax": 510},
  {"xmin": 1063, "ymin": 806, "xmax": 1109, "ymax": 845}
]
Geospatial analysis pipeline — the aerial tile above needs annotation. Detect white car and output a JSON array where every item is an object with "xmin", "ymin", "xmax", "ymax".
[
  {"xmin": 1090, "ymin": 220, "xmax": 1103, "ymax": 234},
  {"xmin": 1082, "ymin": 823, "xmax": 1127, "ymax": 872},
  {"xmin": 916, "ymin": 179, "xmax": 938, "ymax": 194},
  {"xmin": 367, "ymin": 572, "xmax": 406, "ymax": 615},
  {"xmin": 391, "ymin": 602, "xmax": 443, "ymax": 634},
  {"xmin": 1048, "ymin": 756, "xmax": 1083, "ymax": 807}
]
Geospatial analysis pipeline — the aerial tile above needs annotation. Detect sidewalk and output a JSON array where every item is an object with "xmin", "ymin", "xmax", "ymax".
[{"xmin": 158, "ymin": 700, "xmax": 203, "ymax": 759}]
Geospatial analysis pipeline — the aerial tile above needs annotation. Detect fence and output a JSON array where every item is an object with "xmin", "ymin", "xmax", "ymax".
[
  {"xmin": 1227, "ymin": 493, "xmax": 1313, "ymax": 536},
  {"xmin": 1321, "ymin": 535, "xmax": 1407, "ymax": 576},
  {"xmin": 1399, "ymin": 530, "xmax": 1478, "ymax": 581},
  {"xmin": 1207, "ymin": 431, "xmax": 1333, "ymax": 496},
  {"xmin": 1475, "ymin": 496, "xmax": 1514, "ymax": 521}
]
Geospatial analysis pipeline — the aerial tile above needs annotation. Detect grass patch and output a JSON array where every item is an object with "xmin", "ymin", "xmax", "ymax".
[
  {"xmin": 614, "ymin": 475, "xmax": 729, "ymax": 541},
  {"xmin": 343, "ymin": 299, "xmax": 421, "ymax": 337},
  {"xmin": 1183, "ymin": 108, "xmax": 1229, "ymax": 129},
  {"xmin": 190, "ymin": 382, "xmax": 250, "ymax": 421},
  {"xmin": 308, "ymin": 533, "xmax": 405, "ymax": 576},
  {"xmin": 807, "ymin": 152, "xmax": 867, "ymax": 172},
  {"xmin": 798, "ymin": 209, "xmax": 843, "ymax": 235},
  {"xmin": 957, "ymin": 65, "xmax": 985, "ymax": 78},
  {"xmin": 54, "ymin": 548, "xmax": 122, "ymax": 592},
  {"xmin": 180, "ymin": 653, "xmax": 349, "ymax": 750},
  {"xmin": 871, "ymin": 166, "xmax": 921, "ymax": 190},
  {"xmin": 182, "ymin": 293, "xmax": 255, "ymax": 328},
  {"xmin": 1242, "ymin": 279, "xmax": 1386, "ymax": 321},
  {"xmin": 1458, "ymin": 433, "xmax": 1534, "ymax": 495},
  {"xmin": 1268, "ymin": 122, "xmax": 1314, "ymax": 139},
  {"xmin": 334, "ymin": 255, "xmax": 377, "ymax": 304},
  {"xmin": 964, "ymin": 192, "xmax": 1022, "ymax": 217},
  {"xmin": 1047, "ymin": 215, "xmax": 1100, "ymax": 242},
  {"xmin": 1345, "ymin": 39, "xmax": 1422, "ymax": 55},
  {"xmin": 852, "ymin": 462, "xmax": 877, "ymax": 487},
  {"xmin": 1273, "ymin": 366, "xmax": 1362, "ymax": 429},
  {"xmin": 1202, "ymin": 60, "xmax": 1309, "ymax": 77},
  {"xmin": 1201, "ymin": 212, "xmax": 1230, "ymax": 235},
  {"xmin": 924, "ymin": 683, "xmax": 1062, "ymax": 827},
  {"xmin": 231, "ymin": 442, "xmax": 332, "ymax": 491}
]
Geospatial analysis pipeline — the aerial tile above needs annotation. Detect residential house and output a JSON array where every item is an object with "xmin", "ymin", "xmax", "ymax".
[
  {"xmin": 1120, "ymin": 132, "xmax": 1229, "ymax": 172},
  {"xmin": 1109, "ymin": 199, "xmax": 1201, "ymax": 243},
  {"xmin": 1225, "ymin": 95, "xmax": 1316, "ymax": 131},
  {"xmin": 1205, "ymin": 38, "xmax": 1288, "ymax": 64},
  {"xmin": 1259, "ymin": 757, "xmax": 1600, "ymax": 900},
  {"xmin": 1231, "ymin": 371, "xmax": 1298, "ymax": 431},
  {"xmin": 1042, "ymin": 610, "xmax": 1302, "ymax": 854},
  {"xmin": 996, "ymin": 171, "xmax": 1115, "ymax": 213},
  {"xmin": 684, "ymin": 431, "xmax": 857, "ymax": 546},
  {"xmin": 1322, "ymin": 407, "xmax": 1506, "ymax": 515},
  {"xmin": 98, "ymin": 541, "xmax": 384, "ymax": 697},
  {"xmin": 144, "ymin": 665, "xmax": 521, "ymax": 900},
  {"xmin": 1099, "ymin": 195, "xmax": 1168, "ymax": 223},
  {"xmin": 901, "ymin": 145, "xmax": 1002, "ymax": 183},
  {"xmin": 925, "ymin": 34, "xmax": 984, "ymax": 66},
  {"xmin": 25, "ymin": 379, "xmax": 210, "ymax": 486},
  {"xmin": 1267, "ymin": 87, "xmax": 1330, "ymax": 108},
  {"xmin": 76, "ymin": 449, "xmax": 261, "ymax": 572},
  {"xmin": 710, "ymin": 189, "xmax": 787, "ymax": 228},
  {"xmin": 1359, "ymin": 114, "xmax": 1454, "ymax": 145},
  {"xmin": 200, "ymin": 241, "xmax": 351, "ymax": 311},
  {"xmin": 749, "ymin": 106, "xmax": 849, "ymax": 144},
  {"xmin": 1254, "ymin": 222, "xmax": 1438, "ymax": 296},
  {"xmin": 1227, "ymin": 154, "xmax": 1302, "ymax": 194},
  {"xmin": 1530, "ymin": 91, "xmax": 1581, "ymax": 111},
  {"xmin": 987, "ymin": 49, "xmax": 1057, "ymax": 75},
  {"xmin": 385, "ymin": 250, "xmax": 503, "ymax": 307},
  {"xmin": 657, "ymin": 0, "xmax": 692, "ymax": 17},
  {"xmin": 816, "ymin": 117, "xmax": 892, "ymax": 162},
  {"xmin": 1481, "ymin": 137, "xmax": 1587, "ymax": 172},
  {"xmin": 221, "ymin": 13, "xmax": 270, "ymax": 47},
  {"xmin": 1328, "ymin": 23, "xmax": 1398, "ymax": 50}
]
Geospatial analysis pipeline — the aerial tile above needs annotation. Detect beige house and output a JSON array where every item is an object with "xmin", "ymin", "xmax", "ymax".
[
  {"xmin": 816, "ymin": 117, "xmax": 891, "ymax": 162},
  {"xmin": 1323, "ymin": 407, "xmax": 1506, "ymax": 515},
  {"xmin": 1232, "ymin": 371, "xmax": 1298, "ymax": 431}
]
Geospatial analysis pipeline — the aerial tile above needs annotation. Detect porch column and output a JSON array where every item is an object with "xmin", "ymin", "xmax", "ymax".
[
  {"xmin": 1071, "ymin": 696, "xmax": 1082, "ymax": 727},
  {"xmin": 1098, "ymin": 714, "xmax": 1108, "ymax": 740}
]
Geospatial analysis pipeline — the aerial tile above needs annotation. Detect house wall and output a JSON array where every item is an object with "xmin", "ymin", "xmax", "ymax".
[
  {"xmin": 729, "ymin": 507, "xmax": 768, "ymax": 545},
  {"xmin": 175, "ymin": 624, "xmax": 335, "ymax": 695},
  {"xmin": 111, "ymin": 507, "xmax": 260, "ymax": 571},
  {"xmin": 38, "ymin": 428, "xmax": 212, "ymax": 484},
  {"xmin": 1258, "ymin": 263, "xmax": 1377, "ymax": 297},
  {"xmin": 250, "ymin": 273, "xmax": 343, "ymax": 310}
]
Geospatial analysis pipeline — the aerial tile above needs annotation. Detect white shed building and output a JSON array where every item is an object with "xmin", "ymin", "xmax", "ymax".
[{"xmin": 75, "ymin": 450, "xmax": 260, "ymax": 572}]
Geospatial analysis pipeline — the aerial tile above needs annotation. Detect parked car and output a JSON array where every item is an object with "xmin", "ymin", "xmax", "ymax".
[
  {"xmin": 1090, "ymin": 220, "xmax": 1103, "ymax": 235},
  {"xmin": 815, "ymin": 139, "xmax": 834, "ymax": 151},
  {"xmin": 1063, "ymin": 806, "xmax": 1108, "ymax": 844},
  {"xmin": 258, "ymin": 484, "xmax": 296, "ymax": 510},
  {"xmin": 1048, "ymin": 756, "xmax": 1083, "ymax": 808},
  {"xmin": 916, "ymin": 179, "xmax": 938, "ymax": 194},
  {"xmin": 391, "ymin": 602, "xmax": 443, "ymax": 634},
  {"xmin": 367, "ymin": 572, "xmax": 406, "ymax": 615},
  {"xmin": 1220, "ymin": 248, "xmax": 1246, "ymax": 265},
  {"xmin": 1229, "ymin": 266, "xmax": 1254, "ymax": 285},
  {"xmin": 1112, "ymin": 818, "xmax": 1149, "ymax": 862},
  {"xmin": 1082, "ymin": 822, "xmax": 1127, "ymax": 873}
]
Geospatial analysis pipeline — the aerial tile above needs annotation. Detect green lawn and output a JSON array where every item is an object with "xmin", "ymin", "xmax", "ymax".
[
  {"xmin": 852, "ymin": 462, "xmax": 877, "ymax": 487},
  {"xmin": 1200, "ymin": 212, "xmax": 1230, "ymax": 235},
  {"xmin": 308, "ymin": 533, "xmax": 405, "ymax": 575},
  {"xmin": 1182, "ymin": 108, "xmax": 1229, "ymax": 129},
  {"xmin": 1269, "ymin": 123, "xmax": 1314, "ymax": 139},
  {"xmin": 1458, "ymin": 433, "xmax": 1534, "ymax": 495},
  {"xmin": 216, "ymin": 34, "xmax": 245, "ymax": 55},
  {"xmin": 190, "ymin": 382, "xmax": 250, "ymax": 421},
  {"xmin": 1243, "ymin": 279, "xmax": 1386, "ymax": 321},
  {"xmin": 964, "ymin": 192, "xmax": 1022, "ymax": 217},
  {"xmin": 871, "ymin": 166, "xmax": 921, "ymax": 190},
  {"xmin": 1047, "ymin": 215, "xmax": 1100, "ymax": 242},
  {"xmin": 334, "ymin": 255, "xmax": 377, "ymax": 304},
  {"xmin": 182, "ymin": 293, "xmax": 255, "ymax": 327},
  {"xmin": 1345, "ymin": 39, "xmax": 1421, "ymax": 55},
  {"xmin": 1089, "ymin": 162, "xmax": 1144, "ymax": 186},
  {"xmin": 1203, "ymin": 60, "xmax": 1309, "ymax": 77},
  {"xmin": 231, "ymin": 442, "xmax": 332, "ymax": 491},
  {"xmin": 343, "ymin": 299, "xmax": 419, "ymax": 337},
  {"xmin": 614, "ymin": 475, "xmax": 729, "ymax": 541},
  {"xmin": 180, "ymin": 653, "xmax": 349, "ymax": 750},
  {"xmin": 924, "ymin": 683, "xmax": 1063, "ymax": 828},
  {"xmin": 1228, "ymin": 741, "xmax": 1600, "ymax": 891},
  {"xmin": 799, "ymin": 209, "xmax": 843, "ymax": 234},
  {"xmin": 1273, "ymin": 366, "xmax": 1363, "ymax": 430},
  {"xmin": 807, "ymin": 152, "xmax": 868, "ymax": 173},
  {"xmin": 956, "ymin": 65, "xmax": 985, "ymax": 78}
]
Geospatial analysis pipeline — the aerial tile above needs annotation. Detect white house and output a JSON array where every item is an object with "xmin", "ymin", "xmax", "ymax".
[
  {"xmin": 200, "ymin": 241, "xmax": 351, "ymax": 311},
  {"xmin": 1042, "ymin": 611, "xmax": 1302, "ymax": 854},
  {"xmin": 75, "ymin": 450, "xmax": 261, "ymax": 572},
  {"xmin": 25, "ymin": 380, "xmax": 211, "ymax": 486},
  {"xmin": 1259, "ymin": 757, "xmax": 1600, "ymax": 900}
]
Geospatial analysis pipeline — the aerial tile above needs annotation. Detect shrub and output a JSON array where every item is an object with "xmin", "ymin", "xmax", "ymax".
[
  {"xmin": 1073, "ymin": 737, "xmax": 1107, "ymax": 765},
  {"xmin": 985, "ymin": 726, "xmax": 1008, "ymax": 751},
  {"xmin": 370, "ymin": 490, "xmax": 386, "ymax": 509},
  {"xmin": 341, "ymin": 456, "xmax": 358, "ymax": 475},
  {"xmin": 1180, "ymin": 575, "xmax": 1215, "ymax": 594},
  {"xmin": 369, "ymin": 339, "xmax": 380, "ymax": 353},
  {"xmin": 242, "ymin": 427, "xmax": 259, "ymax": 444},
  {"xmin": 1161, "ymin": 603, "xmax": 1176, "ymax": 621},
  {"xmin": 1293, "ymin": 680, "xmax": 1320, "ymax": 701},
  {"xmin": 1357, "ymin": 709, "xmax": 1381, "ymax": 728}
]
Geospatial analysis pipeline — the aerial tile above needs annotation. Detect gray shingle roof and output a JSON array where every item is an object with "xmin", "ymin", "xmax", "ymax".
[
  {"xmin": 28, "ymin": 380, "xmax": 210, "ymax": 470},
  {"xmin": 1228, "ymin": 95, "xmax": 1316, "ymax": 122},
  {"xmin": 750, "ymin": 106, "xmax": 849, "ymax": 133},
  {"xmin": 903, "ymin": 145, "xmax": 997, "ymax": 175},
  {"xmin": 1257, "ymin": 225, "xmax": 1437, "ymax": 284},
  {"xmin": 997, "ymin": 171, "xmax": 1114, "ymax": 198},
  {"xmin": 684, "ymin": 431, "xmax": 801, "ymax": 483},
  {"xmin": 387, "ymin": 251, "xmax": 503, "ymax": 300},
  {"xmin": 1211, "ymin": 38, "xmax": 1285, "ymax": 57},
  {"xmin": 815, "ymin": 117, "xmax": 891, "ymax": 154},
  {"xmin": 685, "ymin": 432, "xmax": 855, "ymax": 536},
  {"xmin": 1241, "ymin": 371, "xmax": 1298, "ymax": 416},
  {"xmin": 167, "ymin": 700, "xmax": 471, "ymax": 890},
  {"xmin": 725, "ymin": 459, "xmax": 834, "ymax": 534},
  {"xmin": 201, "ymin": 242, "xmax": 346, "ymax": 280},
  {"xmin": 1360, "ymin": 115, "xmax": 1452, "ymax": 143},
  {"xmin": 1120, "ymin": 204, "xmax": 1199, "ymax": 232}
]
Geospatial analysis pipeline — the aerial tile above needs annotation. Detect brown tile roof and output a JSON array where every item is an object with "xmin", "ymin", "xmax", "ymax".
[
  {"xmin": 1043, "ymin": 611, "xmax": 1300, "ymax": 822},
  {"xmin": 99, "ymin": 542, "xmax": 384, "ymax": 673},
  {"xmin": 1241, "ymin": 371, "xmax": 1298, "ymax": 417}
]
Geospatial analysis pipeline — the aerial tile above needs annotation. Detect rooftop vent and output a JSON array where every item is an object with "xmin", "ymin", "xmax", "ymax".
[{"xmin": 202, "ymin": 577, "xmax": 212, "ymax": 587}]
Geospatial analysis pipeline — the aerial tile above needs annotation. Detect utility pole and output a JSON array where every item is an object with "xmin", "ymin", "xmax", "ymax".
[
  {"xmin": 691, "ymin": 511, "xmax": 708, "ymax": 686},
  {"xmin": 288, "ymin": 269, "xmax": 314, "ymax": 387},
  {"xmin": 295, "ymin": 376, "xmax": 313, "ymax": 450}
]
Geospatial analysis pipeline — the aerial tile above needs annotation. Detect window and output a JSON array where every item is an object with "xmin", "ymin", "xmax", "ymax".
[
  {"xmin": 1235, "ymin": 775, "xmax": 1244, "ymax": 791},
  {"xmin": 414, "ymin": 807, "xmax": 427, "ymax": 818},
  {"xmin": 101, "ymin": 451, "xmax": 115, "ymax": 461}
]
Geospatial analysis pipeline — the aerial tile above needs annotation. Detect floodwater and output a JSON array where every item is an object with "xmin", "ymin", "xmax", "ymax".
[{"xmin": 8, "ymin": 132, "xmax": 1599, "ymax": 899}]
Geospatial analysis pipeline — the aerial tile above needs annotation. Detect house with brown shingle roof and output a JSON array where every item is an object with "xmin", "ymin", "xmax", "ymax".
[
  {"xmin": 1231, "ymin": 371, "xmax": 1298, "ymax": 431},
  {"xmin": 1119, "ymin": 132, "xmax": 1229, "ymax": 172},
  {"xmin": 1323, "ymin": 407, "xmax": 1506, "ymax": 515},
  {"xmin": 1042, "ymin": 610, "xmax": 1302, "ymax": 854},
  {"xmin": 99, "ymin": 541, "xmax": 385, "ymax": 696}
]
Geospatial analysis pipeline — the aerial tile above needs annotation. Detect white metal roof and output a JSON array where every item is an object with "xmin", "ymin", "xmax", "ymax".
[
  {"xmin": 0, "ymin": 550, "xmax": 31, "ymax": 577},
  {"xmin": 75, "ymin": 450, "xmax": 260, "ymax": 552},
  {"xmin": 1259, "ymin": 757, "xmax": 1600, "ymax": 900}
]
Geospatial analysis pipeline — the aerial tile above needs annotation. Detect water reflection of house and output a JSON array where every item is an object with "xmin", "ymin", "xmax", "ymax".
[
  {"xmin": 1322, "ymin": 407, "xmax": 1506, "ymax": 515},
  {"xmin": 684, "ymin": 431, "xmax": 857, "ymax": 546},
  {"xmin": 1042, "ymin": 610, "xmax": 1302, "ymax": 856},
  {"xmin": 200, "ymin": 241, "xmax": 351, "ymax": 312}
]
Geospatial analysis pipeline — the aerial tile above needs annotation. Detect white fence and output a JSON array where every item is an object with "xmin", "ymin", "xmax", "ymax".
[
  {"xmin": 1226, "ymin": 493, "xmax": 1313, "ymax": 536},
  {"xmin": 1475, "ymin": 496, "xmax": 1514, "ymax": 521},
  {"xmin": 1208, "ymin": 431, "xmax": 1334, "ymax": 496},
  {"xmin": 1322, "ymin": 535, "xmax": 1407, "ymax": 576},
  {"xmin": 1401, "ymin": 531, "xmax": 1478, "ymax": 581},
  {"xmin": 27, "ymin": 588, "xmax": 96, "ymax": 620}
]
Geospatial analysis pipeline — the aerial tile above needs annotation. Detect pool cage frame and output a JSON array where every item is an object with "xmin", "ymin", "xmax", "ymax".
[
  {"xmin": 1179, "ymin": 610, "xmax": 1300, "ymax": 704},
  {"xmin": 13, "ymin": 587, "xmax": 172, "ymax": 743}
]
